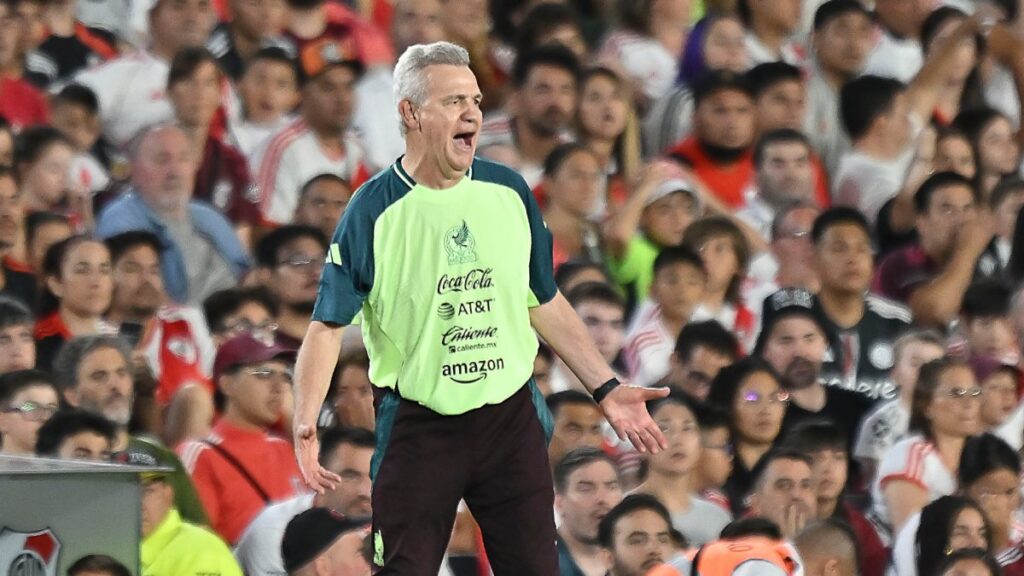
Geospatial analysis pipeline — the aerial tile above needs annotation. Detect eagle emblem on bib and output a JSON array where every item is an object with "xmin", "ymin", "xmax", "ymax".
[{"xmin": 445, "ymin": 220, "xmax": 478, "ymax": 265}]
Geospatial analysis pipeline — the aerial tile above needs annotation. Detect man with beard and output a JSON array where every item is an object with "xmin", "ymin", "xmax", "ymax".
[
  {"xmin": 477, "ymin": 44, "xmax": 579, "ymax": 189},
  {"xmin": 668, "ymin": 72, "xmax": 757, "ymax": 209},
  {"xmin": 0, "ymin": 167, "xmax": 35, "ymax": 308},
  {"xmin": 597, "ymin": 494, "xmax": 675, "ymax": 576},
  {"xmin": 556, "ymin": 448, "xmax": 625, "ymax": 576},
  {"xmin": 756, "ymin": 288, "xmax": 872, "ymax": 448},
  {"xmin": 105, "ymin": 231, "xmax": 217, "ymax": 445},
  {"xmin": 255, "ymin": 225, "xmax": 327, "ymax": 349},
  {"xmin": 235, "ymin": 427, "xmax": 373, "ymax": 575},
  {"xmin": 53, "ymin": 334, "xmax": 209, "ymax": 524}
]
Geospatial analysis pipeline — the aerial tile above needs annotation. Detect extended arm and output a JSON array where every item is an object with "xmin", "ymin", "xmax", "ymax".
[{"xmin": 530, "ymin": 292, "xmax": 668, "ymax": 452}]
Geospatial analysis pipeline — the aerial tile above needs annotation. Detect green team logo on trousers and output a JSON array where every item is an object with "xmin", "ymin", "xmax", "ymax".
[
  {"xmin": 374, "ymin": 530, "xmax": 384, "ymax": 566},
  {"xmin": 445, "ymin": 220, "xmax": 477, "ymax": 265}
]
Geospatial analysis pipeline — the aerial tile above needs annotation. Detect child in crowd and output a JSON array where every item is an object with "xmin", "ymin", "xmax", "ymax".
[
  {"xmin": 228, "ymin": 46, "xmax": 300, "ymax": 163},
  {"xmin": 624, "ymin": 246, "xmax": 706, "ymax": 387}
]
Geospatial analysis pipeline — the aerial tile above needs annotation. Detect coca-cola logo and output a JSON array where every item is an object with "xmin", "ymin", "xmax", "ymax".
[{"xmin": 436, "ymin": 268, "xmax": 494, "ymax": 295}]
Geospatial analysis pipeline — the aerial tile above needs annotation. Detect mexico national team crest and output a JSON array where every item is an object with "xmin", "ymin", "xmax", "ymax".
[
  {"xmin": 444, "ymin": 221, "xmax": 477, "ymax": 265},
  {"xmin": 0, "ymin": 528, "xmax": 61, "ymax": 575}
]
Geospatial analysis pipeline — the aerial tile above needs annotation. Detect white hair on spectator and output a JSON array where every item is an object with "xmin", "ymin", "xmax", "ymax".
[{"xmin": 393, "ymin": 41, "xmax": 470, "ymax": 134}]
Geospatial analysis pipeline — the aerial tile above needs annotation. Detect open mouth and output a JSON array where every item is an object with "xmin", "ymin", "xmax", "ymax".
[{"xmin": 453, "ymin": 132, "xmax": 475, "ymax": 151}]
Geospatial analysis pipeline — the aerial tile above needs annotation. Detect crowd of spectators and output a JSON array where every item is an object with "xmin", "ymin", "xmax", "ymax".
[{"xmin": 5, "ymin": 0, "xmax": 1024, "ymax": 574}]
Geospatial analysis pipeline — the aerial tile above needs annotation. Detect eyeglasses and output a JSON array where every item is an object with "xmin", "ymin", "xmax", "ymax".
[
  {"xmin": 780, "ymin": 229, "xmax": 810, "ymax": 241},
  {"xmin": 247, "ymin": 367, "xmax": 293, "ymax": 384},
  {"xmin": 740, "ymin": 391, "xmax": 790, "ymax": 406},
  {"xmin": 943, "ymin": 386, "xmax": 983, "ymax": 400},
  {"xmin": 2, "ymin": 401, "xmax": 58, "ymax": 421},
  {"xmin": 221, "ymin": 320, "xmax": 278, "ymax": 336},
  {"xmin": 278, "ymin": 254, "xmax": 325, "ymax": 270}
]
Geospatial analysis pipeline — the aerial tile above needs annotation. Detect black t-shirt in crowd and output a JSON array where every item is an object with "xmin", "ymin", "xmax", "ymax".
[{"xmin": 816, "ymin": 294, "xmax": 913, "ymax": 405}]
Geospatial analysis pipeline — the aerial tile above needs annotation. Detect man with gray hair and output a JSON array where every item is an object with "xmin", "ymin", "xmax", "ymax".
[
  {"xmin": 293, "ymin": 41, "xmax": 668, "ymax": 575},
  {"xmin": 95, "ymin": 124, "xmax": 249, "ymax": 304},
  {"xmin": 53, "ymin": 334, "xmax": 209, "ymax": 525}
]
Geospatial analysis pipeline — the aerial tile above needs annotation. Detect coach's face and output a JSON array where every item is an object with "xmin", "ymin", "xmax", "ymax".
[{"xmin": 406, "ymin": 64, "xmax": 482, "ymax": 179}]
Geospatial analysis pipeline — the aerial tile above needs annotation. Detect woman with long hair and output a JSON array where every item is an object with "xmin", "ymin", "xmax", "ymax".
[
  {"xmin": 706, "ymin": 357, "xmax": 788, "ymax": 516},
  {"xmin": 872, "ymin": 358, "xmax": 982, "ymax": 535},
  {"xmin": 34, "ymin": 235, "xmax": 114, "ymax": 370},
  {"xmin": 892, "ymin": 495, "xmax": 991, "ymax": 576}
]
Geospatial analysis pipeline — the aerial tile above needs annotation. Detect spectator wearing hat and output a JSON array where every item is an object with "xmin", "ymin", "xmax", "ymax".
[
  {"xmin": 254, "ymin": 225, "xmax": 327, "ymax": 349},
  {"xmin": 281, "ymin": 508, "xmax": 370, "ymax": 576},
  {"xmin": 757, "ymin": 287, "xmax": 872, "ymax": 444},
  {"xmin": 810, "ymin": 208, "xmax": 913, "ymax": 407},
  {"xmin": 0, "ymin": 369, "xmax": 58, "ymax": 455},
  {"xmin": 73, "ymin": 0, "xmax": 215, "ymax": 148},
  {"xmin": 178, "ymin": 332, "xmax": 303, "ymax": 544},
  {"xmin": 54, "ymin": 334, "xmax": 209, "ymax": 524},
  {"xmin": 96, "ymin": 124, "xmax": 251, "ymax": 305},
  {"xmin": 668, "ymin": 72, "xmax": 757, "ymax": 209},
  {"xmin": 252, "ymin": 37, "xmax": 370, "ymax": 227},
  {"xmin": 126, "ymin": 443, "xmax": 243, "ymax": 576},
  {"xmin": 873, "ymin": 172, "xmax": 993, "ymax": 328},
  {"xmin": 605, "ymin": 163, "xmax": 702, "ymax": 311},
  {"xmin": 235, "ymin": 427, "xmax": 373, "ymax": 576},
  {"xmin": 167, "ymin": 47, "xmax": 260, "ymax": 249}
]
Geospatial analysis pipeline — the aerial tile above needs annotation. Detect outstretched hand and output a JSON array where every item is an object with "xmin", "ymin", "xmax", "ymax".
[
  {"xmin": 294, "ymin": 423, "xmax": 342, "ymax": 494},
  {"xmin": 598, "ymin": 384, "xmax": 670, "ymax": 453}
]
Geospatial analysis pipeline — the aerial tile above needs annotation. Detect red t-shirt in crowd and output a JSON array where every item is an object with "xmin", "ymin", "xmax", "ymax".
[
  {"xmin": 193, "ymin": 136, "xmax": 261, "ymax": 227},
  {"xmin": 178, "ymin": 419, "xmax": 303, "ymax": 544},
  {"xmin": 284, "ymin": 3, "xmax": 395, "ymax": 68},
  {"xmin": 0, "ymin": 76, "xmax": 49, "ymax": 129},
  {"xmin": 668, "ymin": 137, "xmax": 754, "ymax": 209}
]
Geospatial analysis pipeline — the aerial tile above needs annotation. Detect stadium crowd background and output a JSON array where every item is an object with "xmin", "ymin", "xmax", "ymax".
[{"xmin": 5, "ymin": 0, "xmax": 1024, "ymax": 574}]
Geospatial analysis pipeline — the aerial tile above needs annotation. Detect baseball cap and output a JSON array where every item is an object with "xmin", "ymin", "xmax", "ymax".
[
  {"xmin": 213, "ymin": 333, "xmax": 295, "ymax": 382},
  {"xmin": 299, "ymin": 38, "xmax": 364, "ymax": 83},
  {"xmin": 112, "ymin": 441, "xmax": 174, "ymax": 481},
  {"xmin": 646, "ymin": 177, "xmax": 701, "ymax": 211},
  {"xmin": 969, "ymin": 355, "xmax": 1023, "ymax": 386},
  {"xmin": 754, "ymin": 287, "xmax": 829, "ymax": 354},
  {"xmin": 281, "ymin": 508, "xmax": 370, "ymax": 573}
]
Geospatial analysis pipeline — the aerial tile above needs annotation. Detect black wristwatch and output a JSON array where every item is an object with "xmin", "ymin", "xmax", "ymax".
[{"xmin": 592, "ymin": 377, "xmax": 621, "ymax": 404}]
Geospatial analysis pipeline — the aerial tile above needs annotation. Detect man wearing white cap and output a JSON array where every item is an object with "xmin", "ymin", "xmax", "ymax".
[{"xmin": 74, "ymin": 0, "xmax": 215, "ymax": 148}]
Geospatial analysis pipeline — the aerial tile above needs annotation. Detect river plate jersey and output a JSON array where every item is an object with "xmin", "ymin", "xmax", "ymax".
[{"xmin": 312, "ymin": 157, "xmax": 557, "ymax": 415}]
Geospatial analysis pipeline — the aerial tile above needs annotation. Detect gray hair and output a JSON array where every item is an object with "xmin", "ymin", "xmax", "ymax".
[
  {"xmin": 53, "ymin": 335, "xmax": 133, "ymax": 392},
  {"xmin": 393, "ymin": 41, "xmax": 471, "ymax": 134}
]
